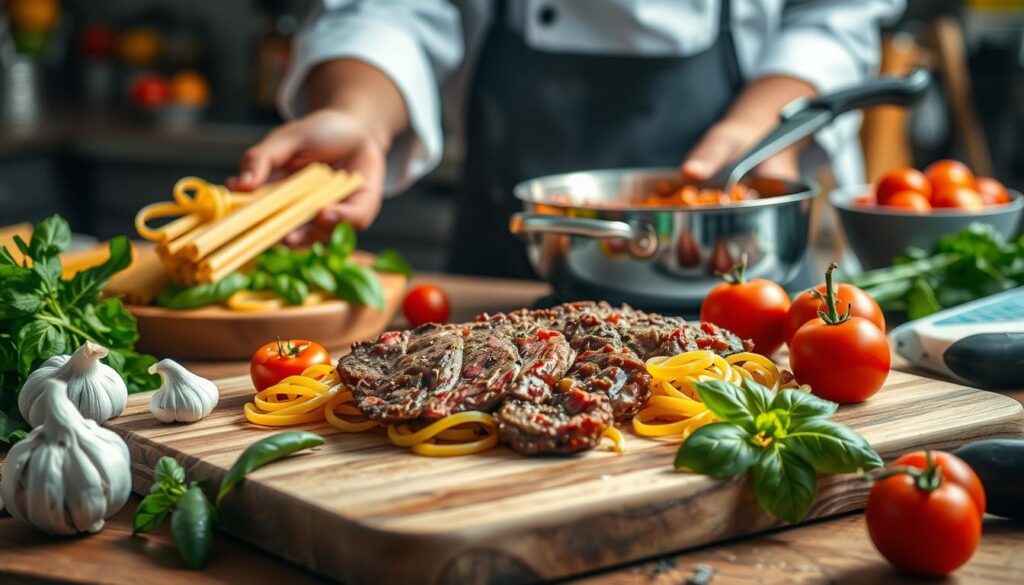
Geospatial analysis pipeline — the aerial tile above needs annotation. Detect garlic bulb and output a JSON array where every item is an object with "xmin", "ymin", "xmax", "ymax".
[
  {"xmin": 149, "ymin": 359, "xmax": 219, "ymax": 423},
  {"xmin": 1, "ymin": 379, "xmax": 131, "ymax": 535},
  {"xmin": 19, "ymin": 341, "xmax": 127, "ymax": 426}
]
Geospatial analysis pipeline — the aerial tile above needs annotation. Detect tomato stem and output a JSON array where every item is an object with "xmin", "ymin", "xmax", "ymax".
[
  {"xmin": 867, "ymin": 450, "xmax": 944, "ymax": 493},
  {"xmin": 719, "ymin": 253, "xmax": 748, "ymax": 285},
  {"xmin": 813, "ymin": 263, "xmax": 852, "ymax": 325}
]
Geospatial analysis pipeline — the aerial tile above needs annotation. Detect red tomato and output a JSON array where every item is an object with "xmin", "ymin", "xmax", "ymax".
[
  {"xmin": 866, "ymin": 457, "xmax": 982, "ymax": 576},
  {"xmin": 925, "ymin": 159, "xmax": 975, "ymax": 194},
  {"xmin": 790, "ymin": 316, "xmax": 890, "ymax": 403},
  {"xmin": 932, "ymin": 185, "xmax": 985, "ymax": 211},
  {"xmin": 884, "ymin": 190, "xmax": 931, "ymax": 213},
  {"xmin": 895, "ymin": 451, "xmax": 986, "ymax": 515},
  {"xmin": 784, "ymin": 283, "xmax": 884, "ymax": 345},
  {"xmin": 250, "ymin": 339, "xmax": 331, "ymax": 391},
  {"xmin": 403, "ymin": 283, "xmax": 450, "ymax": 327},
  {"xmin": 131, "ymin": 74, "xmax": 170, "ymax": 108},
  {"xmin": 876, "ymin": 168, "xmax": 931, "ymax": 205},
  {"xmin": 974, "ymin": 176, "xmax": 1011, "ymax": 206},
  {"xmin": 700, "ymin": 258, "xmax": 791, "ymax": 355}
]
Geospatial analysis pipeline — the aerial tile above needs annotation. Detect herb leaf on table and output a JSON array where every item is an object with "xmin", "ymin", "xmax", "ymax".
[{"xmin": 674, "ymin": 380, "xmax": 881, "ymax": 523}]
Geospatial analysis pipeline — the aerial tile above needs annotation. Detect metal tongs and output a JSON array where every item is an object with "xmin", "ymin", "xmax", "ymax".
[{"xmin": 706, "ymin": 69, "xmax": 933, "ymax": 192}]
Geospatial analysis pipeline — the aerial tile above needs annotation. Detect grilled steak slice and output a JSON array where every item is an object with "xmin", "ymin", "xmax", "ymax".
[
  {"xmin": 508, "ymin": 328, "xmax": 575, "ymax": 403},
  {"xmin": 426, "ymin": 327, "xmax": 519, "ymax": 418},
  {"xmin": 343, "ymin": 325, "xmax": 464, "ymax": 423},
  {"xmin": 337, "ymin": 330, "xmax": 410, "ymax": 394},
  {"xmin": 656, "ymin": 322, "xmax": 752, "ymax": 357},
  {"xmin": 559, "ymin": 344, "xmax": 651, "ymax": 420},
  {"xmin": 497, "ymin": 387, "xmax": 614, "ymax": 455}
]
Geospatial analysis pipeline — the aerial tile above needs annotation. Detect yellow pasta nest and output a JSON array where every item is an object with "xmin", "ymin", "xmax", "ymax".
[
  {"xmin": 632, "ymin": 351, "xmax": 785, "ymax": 440},
  {"xmin": 242, "ymin": 364, "xmax": 499, "ymax": 456}
]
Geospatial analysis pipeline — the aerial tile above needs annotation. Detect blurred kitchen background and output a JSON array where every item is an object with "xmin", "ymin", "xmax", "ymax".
[{"xmin": 0, "ymin": 0, "xmax": 1021, "ymax": 271}]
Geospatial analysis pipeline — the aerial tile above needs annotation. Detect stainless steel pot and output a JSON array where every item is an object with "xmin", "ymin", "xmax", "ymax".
[
  {"xmin": 509, "ymin": 70, "xmax": 933, "ymax": 310},
  {"xmin": 511, "ymin": 170, "xmax": 816, "ymax": 309}
]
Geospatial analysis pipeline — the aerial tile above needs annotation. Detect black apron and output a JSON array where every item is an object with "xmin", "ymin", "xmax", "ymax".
[{"xmin": 450, "ymin": 0, "xmax": 743, "ymax": 278}]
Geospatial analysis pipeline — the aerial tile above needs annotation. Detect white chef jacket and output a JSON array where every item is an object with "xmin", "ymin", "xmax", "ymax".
[{"xmin": 279, "ymin": 0, "xmax": 905, "ymax": 194}]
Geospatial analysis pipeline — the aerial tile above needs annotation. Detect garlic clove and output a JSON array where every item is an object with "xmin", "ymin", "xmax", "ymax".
[{"xmin": 149, "ymin": 359, "xmax": 219, "ymax": 423}]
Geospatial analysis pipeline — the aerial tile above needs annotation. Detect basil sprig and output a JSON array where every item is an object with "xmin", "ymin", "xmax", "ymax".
[
  {"xmin": 675, "ymin": 379, "xmax": 882, "ymax": 523},
  {"xmin": 132, "ymin": 431, "xmax": 324, "ymax": 569},
  {"xmin": 156, "ymin": 223, "xmax": 410, "ymax": 311}
]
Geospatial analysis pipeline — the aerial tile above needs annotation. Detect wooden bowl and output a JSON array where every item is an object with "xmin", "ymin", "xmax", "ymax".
[{"xmin": 128, "ymin": 254, "xmax": 407, "ymax": 360}]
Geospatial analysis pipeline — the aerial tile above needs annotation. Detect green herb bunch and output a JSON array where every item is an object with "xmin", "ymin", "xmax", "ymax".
[
  {"xmin": 157, "ymin": 223, "xmax": 412, "ymax": 310},
  {"xmin": 849, "ymin": 222, "xmax": 1024, "ymax": 319},
  {"xmin": 134, "ymin": 431, "xmax": 324, "ymax": 569},
  {"xmin": 675, "ymin": 379, "xmax": 883, "ymax": 523},
  {"xmin": 0, "ymin": 215, "xmax": 158, "ymax": 442}
]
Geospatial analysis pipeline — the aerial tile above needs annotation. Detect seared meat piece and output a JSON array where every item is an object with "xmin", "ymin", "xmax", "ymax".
[
  {"xmin": 656, "ymin": 322, "xmax": 752, "ymax": 357},
  {"xmin": 342, "ymin": 325, "xmax": 465, "ymax": 423},
  {"xmin": 427, "ymin": 327, "xmax": 519, "ymax": 418},
  {"xmin": 559, "ymin": 344, "xmax": 651, "ymax": 420},
  {"xmin": 497, "ymin": 387, "xmax": 615, "ymax": 455},
  {"xmin": 560, "ymin": 311, "xmax": 625, "ymax": 352},
  {"xmin": 508, "ymin": 328, "xmax": 575, "ymax": 403}
]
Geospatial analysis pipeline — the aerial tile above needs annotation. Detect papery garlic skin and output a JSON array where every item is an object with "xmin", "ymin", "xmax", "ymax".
[
  {"xmin": 149, "ymin": 359, "xmax": 219, "ymax": 423},
  {"xmin": 19, "ymin": 341, "xmax": 128, "ymax": 426},
  {"xmin": 1, "ymin": 379, "xmax": 131, "ymax": 535}
]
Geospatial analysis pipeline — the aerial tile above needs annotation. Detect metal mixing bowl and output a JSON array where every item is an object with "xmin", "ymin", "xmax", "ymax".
[{"xmin": 510, "ymin": 168, "xmax": 818, "ymax": 310}]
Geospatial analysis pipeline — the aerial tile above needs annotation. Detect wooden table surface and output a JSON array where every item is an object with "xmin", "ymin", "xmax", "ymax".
[{"xmin": 1, "ymin": 272, "xmax": 1022, "ymax": 585}]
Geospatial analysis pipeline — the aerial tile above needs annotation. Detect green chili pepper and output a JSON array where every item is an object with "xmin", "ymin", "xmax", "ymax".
[
  {"xmin": 171, "ymin": 485, "xmax": 214, "ymax": 569},
  {"xmin": 216, "ymin": 431, "xmax": 324, "ymax": 505}
]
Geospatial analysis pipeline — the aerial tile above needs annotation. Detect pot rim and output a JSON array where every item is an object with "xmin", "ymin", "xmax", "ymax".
[{"xmin": 513, "ymin": 167, "xmax": 819, "ymax": 213}]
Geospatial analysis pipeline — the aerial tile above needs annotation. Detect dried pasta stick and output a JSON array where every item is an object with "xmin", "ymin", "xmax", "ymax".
[
  {"xmin": 197, "ymin": 172, "xmax": 362, "ymax": 282},
  {"xmin": 176, "ymin": 163, "xmax": 332, "ymax": 261},
  {"xmin": 104, "ymin": 247, "xmax": 170, "ymax": 305}
]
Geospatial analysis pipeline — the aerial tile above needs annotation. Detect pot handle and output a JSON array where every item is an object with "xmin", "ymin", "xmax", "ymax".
[{"xmin": 509, "ymin": 213, "xmax": 658, "ymax": 257}]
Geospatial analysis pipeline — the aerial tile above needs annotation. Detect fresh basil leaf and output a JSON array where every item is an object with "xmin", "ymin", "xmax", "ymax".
[
  {"xmin": 0, "ymin": 246, "xmax": 17, "ymax": 266},
  {"xmin": 739, "ymin": 378, "xmax": 774, "ymax": 418},
  {"xmin": 133, "ymin": 492, "xmax": 176, "ymax": 534},
  {"xmin": 0, "ymin": 270, "xmax": 44, "ymax": 318},
  {"xmin": 170, "ymin": 486, "xmax": 214, "ymax": 569},
  {"xmin": 310, "ymin": 241, "xmax": 325, "ymax": 259},
  {"xmin": 334, "ymin": 262, "xmax": 384, "ymax": 309},
  {"xmin": 272, "ymin": 274, "xmax": 308, "ymax": 306},
  {"xmin": 216, "ymin": 431, "xmax": 324, "ymax": 505},
  {"xmin": 160, "ymin": 273, "xmax": 249, "ymax": 310},
  {"xmin": 751, "ymin": 444, "xmax": 817, "ymax": 523},
  {"xmin": 92, "ymin": 297, "xmax": 141, "ymax": 347},
  {"xmin": 784, "ymin": 419, "xmax": 883, "ymax": 474},
  {"xmin": 674, "ymin": 422, "xmax": 760, "ymax": 477},
  {"xmin": 257, "ymin": 247, "xmax": 294, "ymax": 275},
  {"xmin": 16, "ymin": 320, "xmax": 65, "ymax": 376},
  {"xmin": 63, "ymin": 237, "xmax": 133, "ymax": 307},
  {"xmin": 906, "ymin": 278, "xmax": 942, "ymax": 320},
  {"xmin": 248, "ymin": 270, "xmax": 271, "ymax": 291},
  {"xmin": 328, "ymin": 223, "xmax": 356, "ymax": 259},
  {"xmin": 27, "ymin": 215, "xmax": 71, "ymax": 260},
  {"xmin": 691, "ymin": 380, "xmax": 759, "ymax": 432},
  {"xmin": 107, "ymin": 349, "xmax": 159, "ymax": 392},
  {"xmin": 154, "ymin": 456, "xmax": 186, "ymax": 486},
  {"xmin": 769, "ymin": 389, "xmax": 837, "ymax": 428},
  {"xmin": 31, "ymin": 256, "xmax": 62, "ymax": 292},
  {"xmin": 371, "ymin": 249, "xmax": 413, "ymax": 279},
  {"xmin": 300, "ymin": 263, "xmax": 337, "ymax": 294},
  {"xmin": 0, "ymin": 407, "xmax": 30, "ymax": 443}
]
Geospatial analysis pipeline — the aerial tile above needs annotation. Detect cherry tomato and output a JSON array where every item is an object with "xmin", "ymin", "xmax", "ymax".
[
  {"xmin": 866, "ymin": 453, "xmax": 982, "ymax": 576},
  {"xmin": 876, "ymin": 168, "xmax": 931, "ymax": 205},
  {"xmin": 131, "ymin": 74, "xmax": 170, "ymax": 108},
  {"xmin": 925, "ymin": 159, "xmax": 975, "ymax": 194},
  {"xmin": 403, "ymin": 283, "xmax": 450, "ymax": 327},
  {"xmin": 700, "ymin": 256, "xmax": 791, "ymax": 355},
  {"xmin": 789, "ymin": 264, "xmax": 890, "ymax": 404},
  {"xmin": 932, "ymin": 185, "xmax": 984, "ymax": 211},
  {"xmin": 250, "ymin": 339, "xmax": 331, "ymax": 391},
  {"xmin": 883, "ymin": 190, "xmax": 931, "ymax": 213},
  {"xmin": 784, "ymin": 283, "xmax": 884, "ymax": 346},
  {"xmin": 974, "ymin": 176, "xmax": 1011, "ymax": 206},
  {"xmin": 895, "ymin": 451, "xmax": 986, "ymax": 515}
]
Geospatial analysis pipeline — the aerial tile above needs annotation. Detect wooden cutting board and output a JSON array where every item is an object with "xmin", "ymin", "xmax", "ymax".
[{"xmin": 106, "ymin": 371, "xmax": 1024, "ymax": 585}]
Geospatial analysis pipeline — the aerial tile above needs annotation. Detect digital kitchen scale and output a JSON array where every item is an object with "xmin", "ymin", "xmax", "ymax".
[{"xmin": 890, "ymin": 287, "xmax": 1024, "ymax": 389}]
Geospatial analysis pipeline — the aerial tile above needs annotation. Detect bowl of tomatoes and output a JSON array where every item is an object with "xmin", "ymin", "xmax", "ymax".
[{"xmin": 830, "ymin": 160, "xmax": 1023, "ymax": 270}]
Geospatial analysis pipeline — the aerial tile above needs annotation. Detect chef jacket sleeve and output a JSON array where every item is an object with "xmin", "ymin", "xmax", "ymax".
[
  {"xmin": 278, "ymin": 0, "xmax": 463, "ymax": 194},
  {"xmin": 754, "ymin": 0, "xmax": 905, "ymax": 183}
]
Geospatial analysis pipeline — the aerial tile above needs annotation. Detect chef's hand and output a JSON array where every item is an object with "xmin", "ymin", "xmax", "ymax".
[
  {"xmin": 681, "ymin": 76, "xmax": 817, "ymax": 182},
  {"xmin": 229, "ymin": 59, "xmax": 408, "ymax": 246}
]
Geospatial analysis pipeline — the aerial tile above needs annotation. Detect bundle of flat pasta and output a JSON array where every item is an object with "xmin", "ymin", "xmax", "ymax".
[
  {"xmin": 632, "ymin": 351, "xmax": 787, "ymax": 440},
  {"xmin": 134, "ymin": 163, "xmax": 362, "ymax": 286}
]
